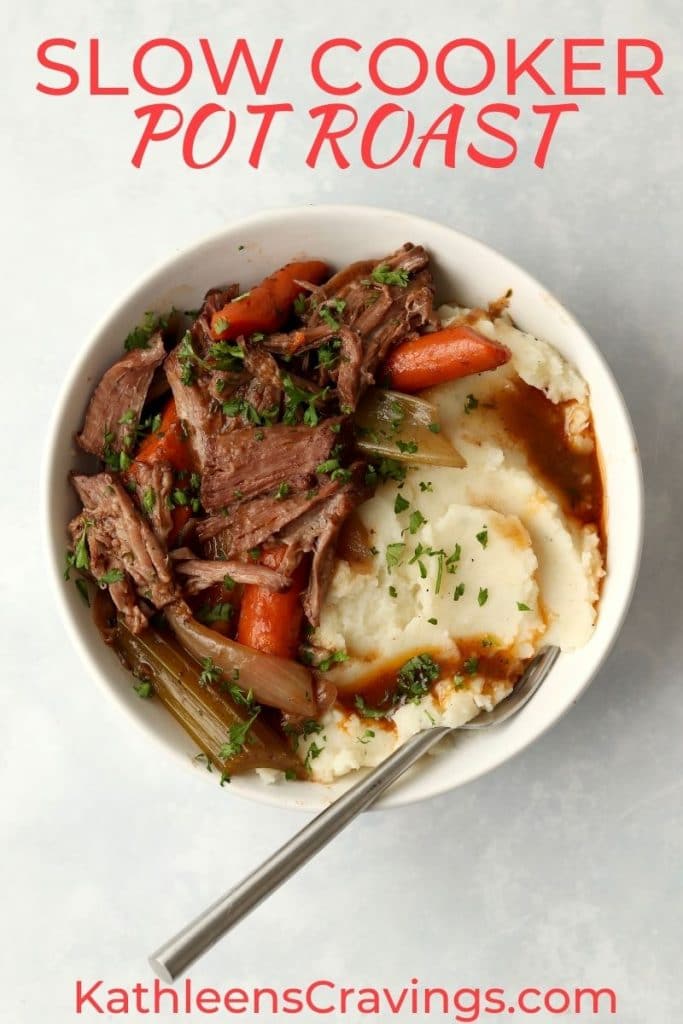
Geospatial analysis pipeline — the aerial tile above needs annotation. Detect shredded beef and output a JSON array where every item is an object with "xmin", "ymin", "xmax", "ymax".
[
  {"xmin": 71, "ymin": 473, "xmax": 175, "ymax": 613},
  {"xmin": 197, "ymin": 478, "xmax": 343, "ymax": 559},
  {"xmin": 172, "ymin": 556, "xmax": 290, "ymax": 594},
  {"xmin": 77, "ymin": 334, "xmax": 166, "ymax": 458},
  {"xmin": 200, "ymin": 420, "xmax": 341, "ymax": 513},
  {"xmin": 129, "ymin": 461, "xmax": 174, "ymax": 543}
]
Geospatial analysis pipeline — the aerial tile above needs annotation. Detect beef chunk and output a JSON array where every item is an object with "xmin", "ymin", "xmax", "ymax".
[{"xmin": 77, "ymin": 334, "xmax": 165, "ymax": 459}]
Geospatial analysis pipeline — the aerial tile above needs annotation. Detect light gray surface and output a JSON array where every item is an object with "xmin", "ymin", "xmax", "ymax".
[{"xmin": 2, "ymin": 1, "xmax": 681, "ymax": 1020}]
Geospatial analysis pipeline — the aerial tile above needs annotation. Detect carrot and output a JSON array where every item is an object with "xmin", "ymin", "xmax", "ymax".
[
  {"xmin": 237, "ymin": 548, "xmax": 308, "ymax": 660},
  {"xmin": 382, "ymin": 325, "xmax": 511, "ymax": 393},
  {"xmin": 126, "ymin": 398, "xmax": 194, "ymax": 544},
  {"xmin": 211, "ymin": 260, "xmax": 329, "ymax": 340},
  {"xmin": 131, "ymin": 398, "xmax": 193, "ymax": 473}
]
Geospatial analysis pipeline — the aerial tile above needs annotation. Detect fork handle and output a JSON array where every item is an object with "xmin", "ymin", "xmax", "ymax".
[{"xmin": 149, "ymin": 726, "xmax": 451, "ymax": 981}]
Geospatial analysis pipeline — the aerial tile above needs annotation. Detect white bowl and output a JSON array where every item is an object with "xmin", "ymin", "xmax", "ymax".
[{"xmin": 43, "ymin": 205, "xmax": 643, "ymax": 812}]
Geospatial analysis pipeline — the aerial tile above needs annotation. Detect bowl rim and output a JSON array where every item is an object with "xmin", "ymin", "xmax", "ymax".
[{"xmin": 42, "ymin": 203, "xmax": 644, "ymax": 812}]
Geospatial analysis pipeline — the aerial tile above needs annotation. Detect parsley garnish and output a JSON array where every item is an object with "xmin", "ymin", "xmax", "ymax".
[
  {"xmin": 358, "ymin": 729, "xmax": 375, "ymax": 745},
  {"xmin": 64, "ymin": 519, "xmax": 92, "ymax": 578},
  {"xmin": 213, "ymin": 316, "xmax": 230, "ymax": 335},
  {"xmin": 463, "ymin": 656, "xmax": 479, "ymax": 675},
  {"xmin": 316, "ymin": 650, "xmax": 349, "ymax": 672},
  {"xmin": 133, "ymin": 680, "xmax": 153, "ymax": 698},
  {"xmin": 394, "ymin": 493, "xmax": 410, "ymax": 514},
  {"xmin": 372, "ymin": 264, "xmax": 410, "ymax": 287},
  {"xmin": 476, "ymin": 527, "xmax": 488, "ymax": 548},
  {"xmin": 282, "ymin": 374, "xmax": 328, "ymax": 427},
  {"xmin": 453, "ymin": 582, "xmax": 465, "ymax": 601},
  {"xmin": 517, "ymin": 602, "xmax": 531, "ymax": 611},
  {"xmin": 388, "ymin": 585, "xmax": 398, "ymax": 598},
  {"xmin": 386, "ymin": 542, "xmax": 406, "ymax": 572},
  {"xmin": 97, "ymin": 568, "xmax": 125, "ymax": 587},
  {"xmin": 396, "ymin": 653, "xmax": 440, "ymax": 703},
  {"xmin": 275, "ymin": 482, "xmax": 291, "ymax": 500},
  {"xmin": 478, "ymin": 587, "xmax": 489, "ymax": 606},
  {"xmin": 354, "ymin": 695, "xmax": 390, "ymax": 719},
  {"xmin": 124, "ymin": 310, "xmax": 168, "ymax": 351},
  {"xmin": 198, "ymin": 657, "xmax": 222, "ymax": 687},
  {"xmin": 197, "ymin": 602, "xmax": 233, "ymax": 624},
  {"xmin": 142, "ymin": 487, "xmax": 155, "ymax": 514},
  {"xmin": 419, "ymin": 481, "xmax": 433, "ymax": 493},
  {"xmin": 219, "ymin": 712, "xmax": 260, "ymax": 759},
  {"xmin": 428, "ymin": 422, "xmax": 441, "ymax": 433},
  {"xmin": 408, "ymin": 510, "xmax": 427, "ymax": 535},
  {"xmin": 397, "ymin": 439, "xmax": 418, "ymax": 455}
]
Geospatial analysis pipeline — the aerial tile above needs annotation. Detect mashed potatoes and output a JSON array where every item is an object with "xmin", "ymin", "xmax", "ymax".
[{"xmin": 287, "ymin": 304, "xmax": 605, "ymax": 783}]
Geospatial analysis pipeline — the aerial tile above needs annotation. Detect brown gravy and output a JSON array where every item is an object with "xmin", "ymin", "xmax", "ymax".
[
  {"xmin": 493, "ymin": 378, "xmax": 605, "ymax": 543},
  {"xmin": 338, "ymin": 639, "xmax": 521, "ymax": 717}
]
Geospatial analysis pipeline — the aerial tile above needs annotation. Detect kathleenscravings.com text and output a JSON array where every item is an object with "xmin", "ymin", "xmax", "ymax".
[{"xmin": 75, "ymin": 977, "xmax": 617, "ymax": 1020}]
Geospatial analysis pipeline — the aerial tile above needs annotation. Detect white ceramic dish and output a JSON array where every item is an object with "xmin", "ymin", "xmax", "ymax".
[{"xmin": 43, "ymin": 205, "xmax": 643, "ymax": 811}]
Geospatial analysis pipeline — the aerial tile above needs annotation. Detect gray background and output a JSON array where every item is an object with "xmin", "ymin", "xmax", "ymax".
[{"xmin": 2, "ymin": 1, "xmax": 681, "ymax": 1020}]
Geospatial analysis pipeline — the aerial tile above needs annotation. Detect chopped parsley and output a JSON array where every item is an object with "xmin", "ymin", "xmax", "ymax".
[
  {"xmin": 97, "ymin": 568, "xmax": 125, "ymax": 587},
  {"xmin": 318, "ymin": 298, "xmax": 346, "ymax": 330},
  {"xmin": 517, "ymin": 602, "xmax": 531, "ymax": 611},
  {"xmin": 75, "ymin": 579, "xmax": 90, "ymax": 606},
  {"xmin": 428, "ymin": 617, "xmax": 438, "ymax": 625},
  {"xmin": 304, "ymin": 740, "xmax": 324, "ymax": 772},
  {"xmin": 133, "ymin": 680, "xmax": 153, "ymax": 698},
  {"xmin": 316, "ymin": 650, "xmax": 349, "ymax": 672},
  {"xmin": 354, "ymin": 695, "xmax": 390, "ymax": 719},
  {"xmin": 198, "ymin": 657, "xmax": 222, "ymax": 687},
  {"xmin": 397, "ymin": 439, "xmax": 418, "ymax": 455},
  {"xmin": 293, "ymin": 293, "xmax": 308, "ymax": 317},
  {"xmin": 358, "ymin": 729, "xmax": 375, "ymax": 745},
  {"xmin": 124, "ymin": 310, "xmax": 169, "ymax": 351},
  {"xmin": 219, "ymin": 712, "xmax": 260, "ymax": 760},
  {"xmin": 476, "ymin": 527, "xmax": 489, "ymax": 548},
  {"xmin": 142, "ymin": 487, "xmax": 155, "ymax": 515},
  {"xmin": 428, "ymin": 422, "xmax": 441, "ymax": 433},
  {"xmin": 64, "ymin": 519, "xmax": 92, "ymax": 579},
  {"xmin": 394, "ymin": 493, "xmax": 410, "ymax": 514},
  {"xmin": 371, "ymin": 264, "xmax": 410, "ymax": 287},
  {"xmin": 212, "ymin": 316, "xmax": 230, "ymax": 335},
  {"xmin": 408, "ymin": 509, "xmax": 427, "ymax": 535},
  {"xmin": 282, "ymin": 374, "xmax": 328, "ymax": 427},
  {"xmin": 275, "ymin": 482, "xmax": 291, "ymax": 501},
  {"xmin": 478, "ymin": 587, "xmax": 489, "ymax": 606},
  {"xmin": 197, "ymin": 602, "xmax": 233, "ymax": 624},
  {"xmin": 453, "ymin": 582, "xmax": 465, "ymax": 601},
  {"xmin": 388, "ymin": 585, "xmax": 398, "ymax": 598},
  {"xmin": 386, "ymin": 542, "xmax": 406, "ymax": 572},
  {"xmin": 207, "ymin": 339, "xmax": 245, "ymax": 372},
  {"xmin": 463, "ymin": 656, "xmax": 479, "ymax": 675},
  {"xmin": 464, "ymin": 393, "xmax": 479, "ymax": 414},
  {"xmin": 396, "ymin": 653, "xmax": 441, "ymax": 704}
]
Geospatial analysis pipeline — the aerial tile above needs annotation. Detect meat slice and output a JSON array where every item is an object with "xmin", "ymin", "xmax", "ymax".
[
  {"xmin": 128, "ymin": 460, "xmax": 174, "ymax": 543},
  {"xmin": 69, "ymin": 513, "xmax": 148, "ymax": 634},
  {"xmin": 191, "ymin": 284, "xmax": 240, "ymax": 353},
  {"xmin": 171, "ymin": 556, "xmax": 290, "ymax": 595},
  {"xmin": 71, "ymin": 472, "xmax": 176, "ymax": 612},
  {"xmin": 197, "ymin": 478, "xmax": 343, "ymax": 558},
  {"xmin": 77, "ymin": 333, "xmax": 166, "ymax": 458},
  {"xmin": 201, "ymin": 420, "xmax": 341, "ymax": 512},
  {"xmin": 261, "ymin": 244, "xmax": 435, "ymax": 410},
  {"xmin": 164, "ymin": 344, "xmax": 224, "ymax": 469},
  {"xmin": 277, "ymin": 467, "xmax": 368, "ymax": 624}
]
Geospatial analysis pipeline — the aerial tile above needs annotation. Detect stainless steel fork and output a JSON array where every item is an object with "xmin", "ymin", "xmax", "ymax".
[{"xmin": 149, "ymin": 645, "xmax": 560, "ymax": 981}]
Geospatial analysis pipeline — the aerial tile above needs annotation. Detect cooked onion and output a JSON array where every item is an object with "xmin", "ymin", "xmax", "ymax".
[
  {"xmin": 354, "ymin": 389, "xmax": 465, "ymax": 467},
  {"xmin": 165, "ymin": 602, "xmax": 316, "ymax": 718}
]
